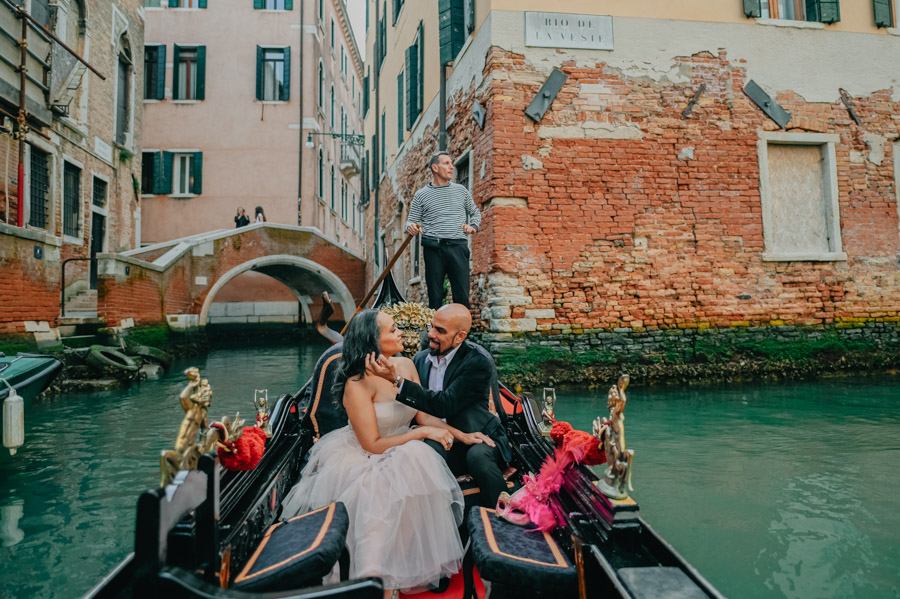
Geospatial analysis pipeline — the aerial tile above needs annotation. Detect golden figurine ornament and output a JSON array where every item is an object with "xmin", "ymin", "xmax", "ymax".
[{"xmin": 593, "ymin": 374, "xmax": 635, "ymax": 500}]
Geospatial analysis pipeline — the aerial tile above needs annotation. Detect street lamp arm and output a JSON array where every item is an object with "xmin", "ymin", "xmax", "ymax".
[{"xmin": 305, "ymin": 132, "xmax": 364, "ymax": 147}]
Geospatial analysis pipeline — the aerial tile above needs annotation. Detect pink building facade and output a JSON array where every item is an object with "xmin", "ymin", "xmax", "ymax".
[{"xmin": 141, "ymin": 0, "xmax": 365, "ymax": 313}]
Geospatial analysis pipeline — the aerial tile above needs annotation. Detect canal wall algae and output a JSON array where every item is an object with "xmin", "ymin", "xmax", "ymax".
[{"xmin": 478, "ymin": 320, "xmax": 900, "ymax": 387}]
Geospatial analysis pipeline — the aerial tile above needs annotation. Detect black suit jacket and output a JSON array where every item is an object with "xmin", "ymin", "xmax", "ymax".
[{"xmin": 396, "ymin": 340, "xmax": 512, "ymax": 463}]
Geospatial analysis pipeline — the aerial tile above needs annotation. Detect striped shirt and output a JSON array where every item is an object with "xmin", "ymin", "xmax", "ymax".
[{"xmin": 405, "ymin": 182, "xmax": 481, "ymax": 240}]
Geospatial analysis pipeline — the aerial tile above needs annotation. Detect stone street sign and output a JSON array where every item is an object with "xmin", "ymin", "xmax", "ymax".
[{"xmin": 524, "ymin": 12, "xmax": 614, "ymax": 51}]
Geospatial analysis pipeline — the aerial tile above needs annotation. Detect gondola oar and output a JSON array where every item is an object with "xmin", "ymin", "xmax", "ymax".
[{"xmin": 340, "ymin": 233, "xmax": 415, "ymax": 335}]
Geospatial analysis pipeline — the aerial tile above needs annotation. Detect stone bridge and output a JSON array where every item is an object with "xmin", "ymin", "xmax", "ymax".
[{"xmin": 97, "ymin": 224, "xmax": 366, "ymax": 329}]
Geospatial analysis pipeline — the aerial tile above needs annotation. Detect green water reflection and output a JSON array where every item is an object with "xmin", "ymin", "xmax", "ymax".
[
  {"xmin": 1, "ymin": 343, "xmax": 898, "ymax": 598},
  {"xmin": 553, "ymin": 377, "xmax": 900, "ymax": 599}
]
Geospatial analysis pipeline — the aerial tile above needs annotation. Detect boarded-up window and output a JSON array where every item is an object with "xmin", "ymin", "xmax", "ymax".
[
  {"xmin": 758, "ymin": 132, "xmax": 844, "ymax": 261},
  {"xmin": 766, "ymin": 145, "xmax": 829, "ymax": 254}
]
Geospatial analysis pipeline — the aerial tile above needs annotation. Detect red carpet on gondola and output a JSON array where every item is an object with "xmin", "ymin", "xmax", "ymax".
[{"xmin": 399, "ymin": 566, "xmax": 486, "ymax": 599}]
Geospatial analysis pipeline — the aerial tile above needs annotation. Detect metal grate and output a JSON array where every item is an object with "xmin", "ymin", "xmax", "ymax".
[
  {"xmin": 28, "ymin": 147, "xmax": 49, "ymax": 230},
  {"xmin": 63, "ymin": 162, "xmax": 81, "ymax": 238},
  {"xmin": 92, "ymin": 177, "xmax": 107, "ymax": 208}
]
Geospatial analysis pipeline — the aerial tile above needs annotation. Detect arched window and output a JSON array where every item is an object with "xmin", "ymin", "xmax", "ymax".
[
  {"xmin": 317, "ymin": 60, "xmax": 324, "ymax": 109},
  {"xmin": 330, "ymin": 85, "xmax": 335, "ymax": 129}
]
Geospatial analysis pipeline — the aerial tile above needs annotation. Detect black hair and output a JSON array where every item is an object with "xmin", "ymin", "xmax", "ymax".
[
  {"xmin": 331, "ymin": 309, "xmax": 382, "ymax": 406},
  {"xmin": 429, "ymin": 151, "xmax": 451, "ymax": 172}
]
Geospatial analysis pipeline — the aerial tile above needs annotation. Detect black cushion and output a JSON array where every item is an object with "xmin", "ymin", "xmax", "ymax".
[
  {"xmin": 305, "ymin": 344, "xmax": 348, "ymax": 439},
  {"xmin": 232, "ymin": 502, "xmax": 349, "ymax": 592},
  {"xmin": 467, "ymin": 507, "xmax": 575, "ymax": 594}
]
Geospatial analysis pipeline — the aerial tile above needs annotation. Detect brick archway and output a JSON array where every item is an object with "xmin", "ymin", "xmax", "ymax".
[{"xmin": 198, "ymin": 255, "xmax": 356, "ymax": 327}]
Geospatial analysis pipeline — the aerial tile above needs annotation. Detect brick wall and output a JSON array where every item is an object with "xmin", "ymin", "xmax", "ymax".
[{"xmin": 376, "ymin": 46, "xmax": 900, "ymax": 354}]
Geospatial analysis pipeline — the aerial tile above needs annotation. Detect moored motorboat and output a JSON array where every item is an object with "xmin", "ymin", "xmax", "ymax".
[{"xmin": 2, "ymin": 352, "xmax": 64, "ymax": 455}]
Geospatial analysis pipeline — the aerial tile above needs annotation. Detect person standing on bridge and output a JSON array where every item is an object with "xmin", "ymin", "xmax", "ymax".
[{"xmin": 406, "ymin": 152, "xmax": 481, "ymax": 309}]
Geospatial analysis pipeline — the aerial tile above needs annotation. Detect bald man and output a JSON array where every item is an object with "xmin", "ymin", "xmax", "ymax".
[{"xmin": 369, "ymin": 304, "xmax": 511, "ymax": 508}]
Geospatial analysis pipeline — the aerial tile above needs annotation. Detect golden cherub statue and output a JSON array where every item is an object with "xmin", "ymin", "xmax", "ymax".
[
  {"xmin": 254, "ymin": 389, "xmax": 271, "ymax": 437},
  {"xmin": 593, "ymin": 374, "xmax": 635, "ymax": 500},
  {"xmin": 161, "ymin": 367, "xmax": 218, "ymax": 486}
]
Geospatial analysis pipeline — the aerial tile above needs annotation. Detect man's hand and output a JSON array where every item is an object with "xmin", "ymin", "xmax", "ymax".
[
  {"xmin": 407, "ymin": 223, "xmax": 423, "ymax": 235},
  {"xmin": 453, "ymin": 430, "xmax": 496, "ymax": 447},
  {"xmin": 461, "ymin": 224, "xmax": 476, "ymax": 235},
  {"xmin": 365, "ymin": 352, "xmax": 398, "ymax": 382}
]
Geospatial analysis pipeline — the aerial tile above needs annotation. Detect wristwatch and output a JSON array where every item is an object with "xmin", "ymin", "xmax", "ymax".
[{"xmin": 393, "ymin": 375, "xmax": 403, "ymax": 388}]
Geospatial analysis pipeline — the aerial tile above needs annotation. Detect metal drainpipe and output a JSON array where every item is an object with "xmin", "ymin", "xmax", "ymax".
[
  {"xmin": 373, "ymin": 0, "xmax": 380, "ymax": 272},
  {"xmin": 297, "ymin": 0, "xmax": 305, "ymax": 226}
]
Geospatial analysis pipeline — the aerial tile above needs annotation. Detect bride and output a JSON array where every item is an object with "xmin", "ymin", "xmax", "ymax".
[{"xmin": 282, "ymin": 309, "xmax": 490, "ymax": 596}]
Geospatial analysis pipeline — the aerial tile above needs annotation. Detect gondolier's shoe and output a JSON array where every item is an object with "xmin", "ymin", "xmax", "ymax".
[
  {"xmin": 466, "ymin": 506, "xmax": 576, "ymax": 597},
  {"xmin": 232, "ymin": 502, "xmax": 350, "ymax": 592}
]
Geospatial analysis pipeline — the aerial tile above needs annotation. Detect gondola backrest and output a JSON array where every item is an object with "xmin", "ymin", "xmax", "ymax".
[
  {"xmin": 134, "ymin": 455, "xmax": 219, "ymax": 587},
  {"xmin": 305, "ymin": 343, "xmax": 348, "ymax": 439}
]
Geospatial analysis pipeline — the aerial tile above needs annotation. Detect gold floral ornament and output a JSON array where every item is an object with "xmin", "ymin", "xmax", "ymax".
[{"xmin": 380, "ymin": 302, "xmax": 435, "ymax": 358}]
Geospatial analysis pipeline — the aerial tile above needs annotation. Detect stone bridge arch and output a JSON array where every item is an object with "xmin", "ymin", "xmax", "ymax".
[
  {"xmin": 198, "ymin": 254, "xmax": 357, "ymax": 327},
  {"xmin": 96, "ymin": 224, "xmax": 367, "ymax": 330}
]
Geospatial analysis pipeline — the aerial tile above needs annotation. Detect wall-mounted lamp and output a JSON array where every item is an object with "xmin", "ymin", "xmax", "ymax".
[{"xmin": 305, "ymin": 132, "xmax": 365, "ymax": 148}]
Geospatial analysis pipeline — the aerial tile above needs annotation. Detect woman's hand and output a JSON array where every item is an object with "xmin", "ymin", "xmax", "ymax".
[
  {"xmin": 417, "ymin": 425, "xmax": 455, "ymax": 451},
  {"xmin": 453, "ymin": 430, "xmax": 496, "ymax": 447}
]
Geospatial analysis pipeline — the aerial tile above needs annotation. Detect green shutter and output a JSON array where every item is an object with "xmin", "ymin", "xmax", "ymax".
[
  {"xmin": 191, "ymin": 152, "xmax": 202, "ymax": 195},
  {"xmin": 156, "ymin": 45, "xmax": 166, "ymax": 100},
  {"xmin": 199, "ymin": 0, "xmax": 207, "ymax": 7},
  {"xmin": 397, "ymin": 71, "xmax": 404, "ymax": 145},
  {"xmin": 195, "ymin": 46, "xmax": 206, "ymax": 100},
  {"xmin": 151, "ymin": 152, "xmax": 162, "ymax": 194},
  {"xmin": 161, "ymin": 151, "xmax": 174, "ymax": 195},
  {"xmin": 281, "ymin": 47, "xmax": 291, "ymax": 101},
  {"xmin": 255, "ymin": 46, "xmax": 263, "ymax": 100},
  {"xmin": 253, "ymin": 0, "xmax": 265, "ymax": 8},
  {"xmin": 169, "ymin": 0, "xmax": 178, "ymax": 7},
  {"xmin": 743, "ymin": 0, "xmax": 762, "ymax": 18},
  {"xmin": 363, "ymin": 74, "xmax": 369, "ymax": 115},
  {"xmin": 418, "ymin": 22, "xmax": 424, "ymax": 113},
  {"xmin": 405, "ymin": 43, "xmax": 417, "ymax": 130},
  {"xmin": 172, "ymin": 44, "xmax": 181, "ymax": 99},
  {"xmin": 874, "ymin": 0, "xmax": 893, "ymax": 26},
  {"xmin": 806, "ymin": 0, "xmax": 840, "ymax": 23},
  {"xmin": 285, "ymin": 0, "xmax": 293, "ymax": 8},
  {"xmin": 439, "ymin": 0, "xmax": 465, "ymax": 65}
]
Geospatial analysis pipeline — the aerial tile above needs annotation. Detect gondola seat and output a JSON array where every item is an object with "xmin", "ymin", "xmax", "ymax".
[
  {"xmin": 232, "ymin": 502, "xmax": 350, "ymax": 592},
  {"xmin": 466, "ymin": 507, "xmax": 576, "ymax": 596}
]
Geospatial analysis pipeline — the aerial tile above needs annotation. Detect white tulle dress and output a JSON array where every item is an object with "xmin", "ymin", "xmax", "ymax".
[{"xmin": 281, "ymin": 399, "xmax": 465, "ymax": 591}]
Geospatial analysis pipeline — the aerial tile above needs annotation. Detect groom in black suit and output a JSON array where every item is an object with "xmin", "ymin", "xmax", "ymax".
[{"xmin": 369, "ymin": 304, "xmax": 511, "ymax": 508}]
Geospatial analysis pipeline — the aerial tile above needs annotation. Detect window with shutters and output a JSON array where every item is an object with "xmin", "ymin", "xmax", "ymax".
[
  {"xmin": 257, "ymin": 46, "xmax": 291, "ymax": 101},
  {"xmin": 144, "ymin": 45, "xmax": 166, "ymax": 100},
  {"xmin": 743, "ymin": 0, "xmax": 840, "ymax": 23},
  {"xmin": 757, "ymin": 132, "xmax": 844, "ymax": 261},
  {"xmin": 405, "ymin": 23, "xmax": 423, "ymax": 130},
  {"xmin": 397, "ymin": 70, "xmax": 404, "ymax": 147},
  {"xmin": 341, "ymin": 179, "xmax": 347, "ymax": 222},
  {"xmin": 393, "ymin": 0, "xmax": 404, "ymax": 24},
  {"xmin": 331, "ymin": 18, "xmax": 335, "ymax": 53},
  {"xmin": 317, "ymin": 148, "xmax": 324, "ymax": 200},
  {"xmin": 330, "ymin": 84, "xmax": 335, "ymax": 128},
  {"xmin": 171, "ymin": 0, "xmax": 207, "ymax": 7},
  {"xmin": 63, "ymin": 161, "xmax": 82, "ymax": 239},
  {"xmin": 381, "ymin": 112, "xmax": 386, "ymax": 172},
  {"xmin": 174, "ymin": 45, "xmax": 206, "ymax": 101},
  {"xmin": 258, "ymin": 0, "xmax": 291, "ymax": 9},
  {"xmin": 115, "ymin": 34, "xmax": 133, "ymax": 146},
  {"xmin": 873, "ymin": 0, "xmax": 895, "ymax": 27},
  {"xmin": 172, "ymin": 152, "xmax": 203, "ymax": 196},
  {"xmin": 377, "ymin": 5, "xmax": 386, "ymax": 71},
  {"xmin": 330, "ymin": 163, "xmax": 336, "ymax": 211},
  {"xmin": 144, "ymin": 0, "xmax": 161, "ymax": 7},
  {"xmin": 141, "ymin": 152, "xmax": 156, "ymax": 194},
  {"xmin": 317, "ymin": 60, "xmax": 325, "ymax": 112},
  {"xmin": 29, "ymin": 146, "xmax": 50, "ymax": 230}
]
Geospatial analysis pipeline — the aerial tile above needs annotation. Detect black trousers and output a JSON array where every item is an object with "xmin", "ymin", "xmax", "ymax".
[
  {"xmin": 423, "ymin": 240, "xmax": 470, "ymax": 309},
  {"xmin": 424, "ymin": 439, "xmax": 506, "ymax": 508}
]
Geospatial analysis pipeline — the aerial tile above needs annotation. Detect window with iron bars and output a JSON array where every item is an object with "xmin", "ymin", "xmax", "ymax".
[
  {"xmin": 29, "ymin": 146, "xmax": 50, "ymax": 230},
  {"xmin": 92, "ymin": 177, "xmax": 107, "ymax": 208},
  {"xmin": 63, "ymin": 162, "xmax": 82, "ymax": 238}
]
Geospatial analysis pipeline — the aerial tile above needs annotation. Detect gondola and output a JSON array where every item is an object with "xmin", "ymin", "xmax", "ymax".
[{"xmin": 84, "ymin": 273, "xmax": 724, "ymax": 599}]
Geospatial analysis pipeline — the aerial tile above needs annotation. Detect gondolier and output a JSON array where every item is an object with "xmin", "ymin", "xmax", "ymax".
[{"xmin": 406, "ymin": 152, "xmax": 481, "ymax": 309}]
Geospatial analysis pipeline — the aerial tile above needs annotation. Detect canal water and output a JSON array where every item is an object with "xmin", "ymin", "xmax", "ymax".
[{"xmin": 1, "ymin": 342, "xmax": 898, "ymax": 599}]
